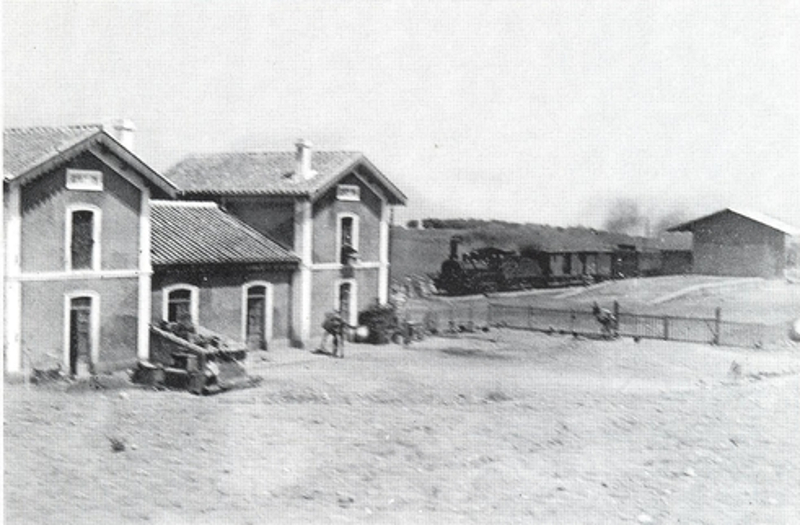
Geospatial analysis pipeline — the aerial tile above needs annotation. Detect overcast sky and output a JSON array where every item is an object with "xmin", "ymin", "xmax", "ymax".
[{"xmin": 4, "ymin": 1, "xmax": 798, "ymax": 229}]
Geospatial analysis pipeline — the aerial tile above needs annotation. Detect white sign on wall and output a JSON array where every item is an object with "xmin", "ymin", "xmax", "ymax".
[
  {"xmin": 336, "ymin": 184, "xmax": 361, "ymax": 202},
  {"xmin": 66, "ymin": 169, "xmax": 103, "ymax": 191}
]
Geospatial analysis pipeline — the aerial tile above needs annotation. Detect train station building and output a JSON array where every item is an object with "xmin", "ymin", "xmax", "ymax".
[{"xmin": 4, "ymin": 123, "xmax": 406, "ymax": 376}]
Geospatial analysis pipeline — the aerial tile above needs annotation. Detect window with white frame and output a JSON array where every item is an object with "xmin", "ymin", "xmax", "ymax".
[
  {"xmin": 337, "ymin": 213, "xmax": 359, "ymax": 264},
  {"xmin": 66, "ymin": 205, "xmax": 101, "ymax": 271},
  {"xmin": 163, "ymin": 285, "xmax": 199, "ymax": 325}
]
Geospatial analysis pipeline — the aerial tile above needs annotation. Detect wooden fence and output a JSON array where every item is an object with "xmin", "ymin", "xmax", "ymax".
[{"xmin": 404, "ymin": 301, "xmax": 776, "ymax": 349}]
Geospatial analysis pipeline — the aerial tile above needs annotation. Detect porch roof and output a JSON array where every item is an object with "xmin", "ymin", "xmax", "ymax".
[{"xmin": 150, "ymin": 201, "xmax": 299, "ymax": 267}]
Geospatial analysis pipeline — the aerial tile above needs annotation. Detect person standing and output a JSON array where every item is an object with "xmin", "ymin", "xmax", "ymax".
[{"xmin": 319, "ymin": 310, "xmax": 353, "ymax": 358}]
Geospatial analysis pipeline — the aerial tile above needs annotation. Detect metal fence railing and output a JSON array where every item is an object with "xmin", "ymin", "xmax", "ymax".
[{"xmin": 401, "ymin": 301, "xmax": 779, "ymax": 350}]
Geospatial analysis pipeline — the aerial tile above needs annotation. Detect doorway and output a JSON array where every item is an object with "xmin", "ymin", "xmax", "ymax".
[
  {"xmin": 336, "ymin": 280, "xmax": 357, "ymax": 327},
  {"xmin": 68, "ymin": 296, "xmax": 94, "ymax": 376},
  {"xmin": 244, "ymin": 284, "xmax": 272, "ymax": 350}
]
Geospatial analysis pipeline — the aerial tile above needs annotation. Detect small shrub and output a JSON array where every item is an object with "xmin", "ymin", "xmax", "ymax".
[{"xmin": 358, "ymin": 303, "xmax": 400, "ymax": 344}]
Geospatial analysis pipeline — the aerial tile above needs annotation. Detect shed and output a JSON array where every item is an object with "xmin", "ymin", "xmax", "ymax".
[{"xmin": 667, "ymin": 208, "xmax": 799, "ymax": 278}]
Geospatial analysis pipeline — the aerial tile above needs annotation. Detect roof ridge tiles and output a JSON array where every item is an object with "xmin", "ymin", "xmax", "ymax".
[
  {"xmin": 173, "ymin": 150, "xmax": 362, "ymax": 163},
  {"xmin": 4, "ymin": 123, "xmax": 104, "ymax": 134},
  {"xmin": 150, "ymin": 200, "xmax": 217, "ymax": 208}
]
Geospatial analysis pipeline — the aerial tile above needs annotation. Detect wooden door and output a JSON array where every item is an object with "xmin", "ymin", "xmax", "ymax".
[{"xmin": 246, "ymin": 286, "xmax": 267, "ymax": 350}]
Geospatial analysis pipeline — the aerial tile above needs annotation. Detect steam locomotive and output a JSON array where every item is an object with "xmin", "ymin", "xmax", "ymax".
[{"xmin": 434, "ymin": 236, "xmax": 648, "ymax": 295}]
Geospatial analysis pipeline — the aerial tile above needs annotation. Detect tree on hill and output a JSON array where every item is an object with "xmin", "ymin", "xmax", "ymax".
[{"xmin": 420, "ymin": 218, "xmax": 527, "ymax": 230}]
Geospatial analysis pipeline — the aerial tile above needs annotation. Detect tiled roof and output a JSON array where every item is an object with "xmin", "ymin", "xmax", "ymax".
[
  {"xmin": 166, "ymin": 150, "xmax": 407, "ymax": 204},
  {"xmin": 167, "ymin": 151, "xmax": 360, "ymax": 195},
  {"xmin": 3, "ymin": 124, "xmax": 179, "ymax": 196},
  {"xmin": 668, "ymin": 208, "xmax": 800, "ymax": 236},
  {"xmin": 4, "ymin": 124, "xmax": 103, "ymax": 178},
  {"xmin": 150, "ymin": 201, "xmax": 299, "ymax": 267}
]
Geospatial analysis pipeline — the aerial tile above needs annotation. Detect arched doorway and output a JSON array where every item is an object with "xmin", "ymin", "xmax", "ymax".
[
  {"xmin": 64, "ymin": 293, "xmax": 98, "ymax": 376},
  {"xmin": 335, "ymin": 279, "xmax": 357, "ymax": 327},
  {"xmin": 243, "ymin": 283, "xmax": 273, "ymax": 350}
]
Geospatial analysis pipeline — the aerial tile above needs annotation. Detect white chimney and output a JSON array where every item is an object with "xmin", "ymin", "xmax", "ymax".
[
  {"xmin": 295, "ymin": 139, "xmax": 315, "ymax": 180},
  {"xmin": 113, "ymin": 118, "xmax": 136, "ymax": 151}
]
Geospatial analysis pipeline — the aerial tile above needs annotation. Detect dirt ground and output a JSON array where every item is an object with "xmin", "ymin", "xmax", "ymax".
[{"xmin": 5, "ymin": 330, "xmax": 800, "ymax": 524}]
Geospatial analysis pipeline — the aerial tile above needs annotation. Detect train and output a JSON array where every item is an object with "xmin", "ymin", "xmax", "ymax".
[{"xmin": 434, "ymin": 236, "xmax": 686, "ymax": 295}]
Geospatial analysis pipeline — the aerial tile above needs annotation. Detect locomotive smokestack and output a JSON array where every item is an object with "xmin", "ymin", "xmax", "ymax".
[{"xmin": 450, "ymin": 236, "xmax": 462, "ymax": 260}]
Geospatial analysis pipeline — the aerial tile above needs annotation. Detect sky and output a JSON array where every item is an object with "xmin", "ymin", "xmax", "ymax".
[{"xmin": 3, "ymin": 0, "xmax": 799, "ymax": 230}]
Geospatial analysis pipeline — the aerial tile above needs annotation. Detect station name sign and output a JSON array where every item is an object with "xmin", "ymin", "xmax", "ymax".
[
  {"xmin": 66, "ymin": 169, "xmax": 103, "ymax": 191},
  {"xmin": 336, "ymin": 184, "xmax": 360, "ymax": 202}
]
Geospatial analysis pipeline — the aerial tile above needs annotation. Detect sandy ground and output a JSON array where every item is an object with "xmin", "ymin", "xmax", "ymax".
[{"xmin": 5, "ymin": 330, "xmax": 800, "ymax": 524}]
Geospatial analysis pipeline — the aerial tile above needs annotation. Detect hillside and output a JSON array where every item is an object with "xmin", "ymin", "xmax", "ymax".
[
  {"xmin": 390, "ymin": 228, "xmax": 460, "ymax": 281},
  {"xmin": 390, "ymin": 224, "xmax": 691, "ymax": 281}
]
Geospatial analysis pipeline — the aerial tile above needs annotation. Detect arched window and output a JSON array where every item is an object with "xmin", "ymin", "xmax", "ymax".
[
  {"xmin": 337, "ymin": 213, "xmax": 360, "ymax": 264},
  {"xmin": 162, "ymin": 284, "xmax": 199, "ymax": 326},
  {"xmin": 66, "ymin": 205, "xmax": 101, "ymax": 271}
]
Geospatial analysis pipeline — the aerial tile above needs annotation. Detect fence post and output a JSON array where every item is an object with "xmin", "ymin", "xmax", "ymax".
[
  {"xmin": 713, "ymin": 307, "xmax": 721, "ymax": 345},
  {"xmin": 663, "ymin": 316, "xmax": 669, "ymax": 341},
  {"xmin": 450, "ymin": 303, "xmax": 456, "ymax": 333},
  {"xmin": 613, "ymin": 300, "xmax": 620, "ymax": 334},
  {"xmin": 570, "ymin": 308, "xmax": 576, "ymax": 334}
]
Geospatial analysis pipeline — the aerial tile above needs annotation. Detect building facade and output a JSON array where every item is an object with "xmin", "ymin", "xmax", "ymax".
[
  {"xmin": 5, "ymin": 126, "xmax": 407, "ymax": 375},
  {"xmin": 166, "ymin": 140, "xmax": 407, "ymax": 346},
  {"xmin": 3, "ymin": 123, "xmax": 178, "ymax": 374},
  {"xmin": 149, "ymin": 201, "xmax": 298, "ymax": 349},
  {"xmin": 668, "ymin": 208, "xmax": 799, "ymax": 278}
]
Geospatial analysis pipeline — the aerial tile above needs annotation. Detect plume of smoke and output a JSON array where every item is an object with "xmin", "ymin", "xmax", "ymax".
[
  {"xmin": 604, "ymin": 199, "xmax": 645, "ymax": 235},
  {"xmin": 653, "ymin": 209, "xmax": 691, "ymax": 233},
  {"xmin": 604, "ymin": 199, "xmax": 693, "ymax": 236}
]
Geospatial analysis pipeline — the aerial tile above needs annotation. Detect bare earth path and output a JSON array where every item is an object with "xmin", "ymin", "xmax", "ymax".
[{"xmin": 5, "ymin": 330, "xmax": 800, "ymax": 524}]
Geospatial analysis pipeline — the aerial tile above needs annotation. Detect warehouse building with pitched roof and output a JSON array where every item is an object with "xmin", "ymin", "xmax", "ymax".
[{"xmin": 668, "ymin": 208, "xmax": 799, "ymax": 278}]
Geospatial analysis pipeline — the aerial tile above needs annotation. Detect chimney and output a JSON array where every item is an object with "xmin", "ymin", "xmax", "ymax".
[
  {"xmin": 295, "ymin": 139, "xmax": 315, "ymax": 180},
  {"xmin": 450, "ymin": 235, "xmax": 462, "ymax": 260},
  {"xmin": 113, "ymin": 118, "xmax": 136, "ymax": 151}
]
